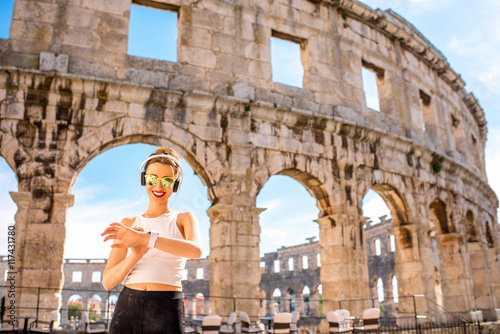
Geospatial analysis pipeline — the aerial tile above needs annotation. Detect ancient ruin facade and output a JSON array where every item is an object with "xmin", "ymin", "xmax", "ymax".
[{"xmin": 0, "ymin": 0, "xmax": 498, "ymax": 328}]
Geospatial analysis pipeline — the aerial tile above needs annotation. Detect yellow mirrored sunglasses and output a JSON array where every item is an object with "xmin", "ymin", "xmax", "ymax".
[{"xmin": 144, "ymin": 174, "xmax": 177, "ymax": 188}]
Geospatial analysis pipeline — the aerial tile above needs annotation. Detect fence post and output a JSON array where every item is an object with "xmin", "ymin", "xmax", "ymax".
[
  {"xmin": 36, "ymin": 287, "xmax": 40, "ymax": 319},
  {"xmin": 339, "ymin": 300, "xmax": 342, "ymax": 310},
  {"xmin": 412, "ymin": 295, "xmax": 420, "ymax": 334},
  {"xmin": 106, "ymin": 290, "xmax": 110, "ymax": 328},
  {"xmin": 371, "ymin": 297, "xmax": 374, "ymax": 308},
  {"xmin": 233, "ymin": 296, "xmax": 236, "ymax": 313}
]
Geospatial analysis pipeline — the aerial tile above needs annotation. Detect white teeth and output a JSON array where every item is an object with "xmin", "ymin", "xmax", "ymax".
[{"xmin": 152, "ymin": 191, "xmax": 165, "ymax": 196}]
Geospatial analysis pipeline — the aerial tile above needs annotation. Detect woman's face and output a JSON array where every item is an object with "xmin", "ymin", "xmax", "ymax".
[{"xmin": 144, "ymin": 162, "xmax": 176, "ymax": 205}]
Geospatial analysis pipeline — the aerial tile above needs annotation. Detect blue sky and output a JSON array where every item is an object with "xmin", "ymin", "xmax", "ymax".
[{"xmin": 0, "ymin": 1, "xmax": 499, "ymax": 259}]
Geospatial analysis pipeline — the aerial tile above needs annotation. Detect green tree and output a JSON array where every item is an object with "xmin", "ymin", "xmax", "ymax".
[
  {"xmin": 89, "ymin": 308, "xmax": 101, "ymax": 321},
  {"xmin": 68, "ymin": 303, "xmax": 82, "ymax": 320}
]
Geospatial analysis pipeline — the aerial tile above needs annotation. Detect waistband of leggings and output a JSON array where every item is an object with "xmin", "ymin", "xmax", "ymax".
[{"xmin": 121, "ymin": 286, "xmax": 183, "ymax": 299}]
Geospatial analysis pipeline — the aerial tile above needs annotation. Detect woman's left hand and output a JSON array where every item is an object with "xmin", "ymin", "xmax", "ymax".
[
  {"xmin": 101, "ymin": 222, "xmax": 148, "ymax": 249},
  {"xmin": 130, "ymin": 227, "xmax": 149, "ymax": 256}
]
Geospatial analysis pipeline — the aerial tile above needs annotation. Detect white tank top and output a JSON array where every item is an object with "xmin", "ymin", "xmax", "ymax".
[{"xmin": 123, "ymin": 211, "xmax": 186, "ymax": 287}]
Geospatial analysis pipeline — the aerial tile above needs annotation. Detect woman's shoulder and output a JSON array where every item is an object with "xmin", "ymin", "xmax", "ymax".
[{"xmin": 176, "ymin": 211, "xmax": 197, "ymax": 223}]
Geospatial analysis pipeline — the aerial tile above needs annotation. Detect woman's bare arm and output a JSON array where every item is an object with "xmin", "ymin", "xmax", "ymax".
[
  {"xmin": 101, "ymin": 212, "xmax": 203, "ymax": 259},
  {"xmin": 101, "ymin": 217, "xmax": 148, "ymax": 290}
]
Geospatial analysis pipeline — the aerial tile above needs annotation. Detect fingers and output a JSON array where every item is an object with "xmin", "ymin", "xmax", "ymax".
[
  {"xmin": 103, "ymin": 235, "xmax": 117, "ymax": 242},
  {"xmin": 100, "ymin": 223, "xmax": 124, "ymax": 236}
]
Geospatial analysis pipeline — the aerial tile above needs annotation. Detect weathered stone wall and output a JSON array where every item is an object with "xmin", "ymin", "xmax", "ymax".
[{"xmin": 0, "ymin": 0, "xmax": 498, "ymax": 325}]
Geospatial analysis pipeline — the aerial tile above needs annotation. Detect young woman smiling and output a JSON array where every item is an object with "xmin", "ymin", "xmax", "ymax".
[{"xmin": 101, "ymin": 147, "xmax": 203, "ymax": 334}]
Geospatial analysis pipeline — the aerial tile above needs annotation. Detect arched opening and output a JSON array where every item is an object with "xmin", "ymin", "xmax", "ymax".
[
  {"xmin": 66, "ymin": 143, "xmax": 212, "ymax": 260},
  {"xmin": 195, "ymin": 292, "xmax": 205, "ymax": 317},
  {"xmin": 108, "ymin": 295, "xmax": 118, "ymax": 319},
  {"xmin": 316, "ymin": 284, "xmax": 323, "ymax": 316},
  {"xmin": 256, "ymin": 172, "xmax": 321, "ymax": 317},
  {"xmin": 288, "ymin": 288, "xmax": 296, "ymax": 312},
  {"xmin": 376, "ymin": 277, "xmax": 384, "ymax": 303},
  {"xmin": 465, "ymin": 210, "xmax": 478, "ymax": 242},
  {"xmin": 362, "ymin": 188, "xmax": 392, "ymax": 313},
  {"xmin": 67, "ymin": 295, "xmax": 83, "ymax": 321},
  {"xmin": 486, "ymin": 222, "xmax": 494, "ymax": 248},
  {"xmin": 273, "ymin": 288, "xmax": 282, "ymax": 313},
  {"xmin": 302, "ymin": 286, "xmax": 311, "ymax": 316},
  {"xmin": 256, "ymin": 174, "xmax": 320, "ymax": 254},
  {"xmin": 0, "ymin": 158, "xmax": 17, "ymax": 256},
  {"xmin": 391, "ymin": 275, "xmax": 399, "ymax": 304},
  {"xmin": 429, "ymin": 199, "xmax": 452, "ymax": 234},
  {"xmin": 88, "ymin": 294, "xmax": 102, "ymax": 321}
]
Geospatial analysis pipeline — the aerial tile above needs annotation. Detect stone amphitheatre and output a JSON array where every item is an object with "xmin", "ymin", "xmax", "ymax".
[{"xmin": 0, "ymin": 0, "xmax": 498, "ymax": 330}]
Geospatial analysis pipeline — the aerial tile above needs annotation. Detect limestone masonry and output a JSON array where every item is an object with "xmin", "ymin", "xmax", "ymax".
[{"xmin": 0, "ymin": 0, "xmax": 498, "ymax": 329}]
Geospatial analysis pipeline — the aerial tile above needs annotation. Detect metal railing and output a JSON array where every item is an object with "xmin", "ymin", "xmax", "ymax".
[{"xmin": 0, "ymin": 285, "xmax": 485, "ymax": 333}]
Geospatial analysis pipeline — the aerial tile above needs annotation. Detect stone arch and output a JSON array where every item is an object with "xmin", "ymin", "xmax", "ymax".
[
  {"xmin": 364, "ymin": 182, "xmax": 410, "ymax": 227},
  {"xmin": 253, "ymin": 149, "xmax": 338, "ymax": 217},
  {"xmin": 66, "ymin": 130, "xmax": 217, "ymax": 202}
]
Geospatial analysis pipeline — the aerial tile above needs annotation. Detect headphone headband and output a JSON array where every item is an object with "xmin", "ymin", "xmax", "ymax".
[{"xmin": 140, "ymin": 154, "xmax": 183, "ymax": 179}]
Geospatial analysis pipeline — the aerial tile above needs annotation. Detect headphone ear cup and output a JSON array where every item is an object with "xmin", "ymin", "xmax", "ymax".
[
  {"xmin": 173, "ymin": 179, "xmax": 180, "ymax": 193},
  {"xmin": 140, "ymin": 172, "xmax": 146, "ymax": 186}
]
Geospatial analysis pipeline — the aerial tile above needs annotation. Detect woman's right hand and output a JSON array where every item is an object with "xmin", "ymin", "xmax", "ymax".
[{"xmin": 130, "ymin": 227, "xmax": 149, "ymax": 257}]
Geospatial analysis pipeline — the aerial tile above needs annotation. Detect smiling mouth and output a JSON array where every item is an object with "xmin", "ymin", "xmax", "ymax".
[{"xmin": 152, "ymin": 191, "xmax": 165, "ymax": 198}]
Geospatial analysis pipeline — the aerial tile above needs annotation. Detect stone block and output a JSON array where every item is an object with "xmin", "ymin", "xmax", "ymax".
[
  {"xmin": 13, "ymin": 1, "xmax": 59, "ymax": 23},
  {"xmin": 180, "ymin": 26, "xmax": 212, "ymax": 49},
  {"xmin": 182, "ymin": 7, "xmax": 223, "ymax": 31},
  {"xmin": 71, "ymin": 0, "xmax": 131, "ymax": 16},
  {"xmin": 62, "ymin": 26, "xmax": 99, "ymax": 48},
  {"xmin": 10, "ymin": 20, "xmax": 53, "ymax": 43},
  {"xmin": 64, "ymin": 5, "xmax": 98, "ymax": 28},
  {"xmin": 124, "ymin": 68, "xmax": 169, "ymax": 89},
  {"xmin": 40, "ymin": 52, "xmax": 69, "ymax": 74},
  {"xmin": 169, "ymin": 75, "xmax": 209, "ymax": 92},
  {"xmin": 179, "ymin": 46, "xmax": 216, "ymax": 69},
  {"xmin": 248, "ymin": 60, "xmax": 272, "ymax": 80},
  {"xmin": 216, "ymin": 54, "xmax": 248, "ymax": 75},
  {"xmin": 212, "ymin": 33, "xmax": 246, "ymax": 55},
  {"xmin": 230, "ymin": 82, "xmax": 254, "ymax": 100},
  {"xmin": 69, "ymin": 60, "xmax": 116, "ymax": 79},
  {"xmin": 99, "ymin": 32, "xmax": 128, "ymax": 53},
  {"xmin": 55, "ymin": 54, "xmax": 69, "ymax": 74}
]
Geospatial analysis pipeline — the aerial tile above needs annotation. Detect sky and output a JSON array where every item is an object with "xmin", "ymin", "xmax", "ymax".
[{"xmin": 0, "ymin": 0, "xmax": 499, "ymax": 260}]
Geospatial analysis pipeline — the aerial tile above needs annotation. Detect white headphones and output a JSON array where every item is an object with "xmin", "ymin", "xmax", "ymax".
[{"xmin": 139, "ymin": 154, "xmax": 184, "ymax": 193}]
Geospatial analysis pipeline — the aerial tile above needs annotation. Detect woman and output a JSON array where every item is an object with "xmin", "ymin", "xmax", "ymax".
[{"xmin": 101, "ymin": 147, "xmax": 203, "ymax": 334}]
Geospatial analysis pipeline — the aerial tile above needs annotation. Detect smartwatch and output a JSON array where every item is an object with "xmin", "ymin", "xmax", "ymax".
[{"xmin": 148, "ymin": 230, "xmax": 159, "ymax": 248}]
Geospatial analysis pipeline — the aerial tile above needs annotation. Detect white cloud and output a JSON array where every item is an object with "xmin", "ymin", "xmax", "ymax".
[
  {"xmin": 362, "ymin": 196, "xmax": 391, "ymax": 224},
  {"xmin": 258, "ymin": 198, "xmax": 285, "ymax": 212}
]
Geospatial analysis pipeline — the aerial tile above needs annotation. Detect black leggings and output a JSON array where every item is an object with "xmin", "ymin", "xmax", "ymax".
[{"xmin": 109, "ymin": 287, "xmax": 185, "ymax": 334}]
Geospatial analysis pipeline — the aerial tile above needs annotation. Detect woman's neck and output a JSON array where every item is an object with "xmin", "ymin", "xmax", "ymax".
[{"xmin": 144, "ymin": 206, "xmax": 171, "ymax": 218}]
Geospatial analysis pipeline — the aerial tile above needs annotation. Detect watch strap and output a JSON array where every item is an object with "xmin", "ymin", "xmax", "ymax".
[{"xmin": 148, "ymin": 230, "xmax": 159, "ymax": 248}]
